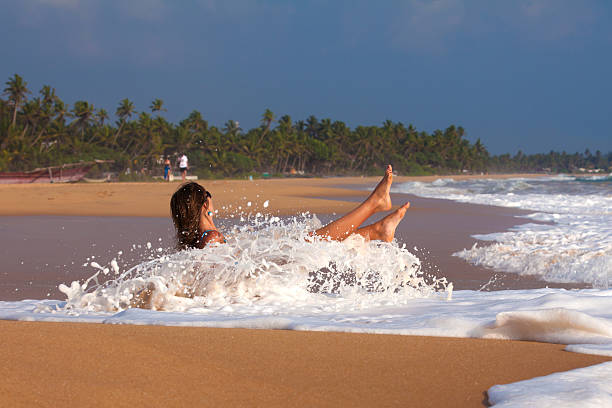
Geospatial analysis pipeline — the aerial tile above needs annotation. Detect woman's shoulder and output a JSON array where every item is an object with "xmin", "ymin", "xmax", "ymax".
[{"xmin": 200, "ymin": 229, "xmax": 225, "ymax": 246}]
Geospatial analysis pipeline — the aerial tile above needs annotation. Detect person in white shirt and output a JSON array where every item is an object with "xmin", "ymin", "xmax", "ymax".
[{"xmin": 178, "ymin": 153, "xmax": 188, "ymax": 181}]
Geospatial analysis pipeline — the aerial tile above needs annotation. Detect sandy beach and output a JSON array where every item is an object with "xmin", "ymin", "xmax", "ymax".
[
  {"xmin": 0, "ymin": 173, "xmax": 548, "ymax": 217},
  {"xmin": 1, "ymin": 174, "xmax": 608, "ymax": 407},
  {"xmin": 1, "ymin": 320, "xmax": 609, "ymax": 408},
  {"xmin": 0, "ymin": 173, "xmax": 576, "ymax": 300}
]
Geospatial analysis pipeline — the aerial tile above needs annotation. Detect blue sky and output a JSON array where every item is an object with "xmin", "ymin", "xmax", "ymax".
[{"xmin": 2, "ymin": 0, "xmax": 611, "ymax": 154}]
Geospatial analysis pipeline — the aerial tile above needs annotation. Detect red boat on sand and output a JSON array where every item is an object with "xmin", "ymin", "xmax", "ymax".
[{"xmin": 0, "ymin": 160, "xmax": 113, "ymax": 184}]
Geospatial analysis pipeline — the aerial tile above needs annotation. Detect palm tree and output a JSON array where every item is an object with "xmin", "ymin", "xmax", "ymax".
[
  {"xmin": 239, "ymin": 129, "xmax": 266, "ymax": 169},
  {"xmin": 174, "ymin": 125, "xmax": 196, "ymax": 153},
  {"xmin": 277, "ymin": 115, "xmax": 292, "ymax": 134},
  {"xmin": 96, "ymin": 108, "xmax": 109, "ymax": 126},
  {"xmin": 152, "ymin": 115, "xmax": 171, "ymax": 150},
  {"xmin": 257, "ymin": 108, "xmax": 275, "ymax": 144},
  {"xmin": 305, "ymin": 115, "xmax": 319, "ymax": 139},
  {"xmin": 223, "ymin": 120, "xmax": 242, "ymax": 138},
  {"xmin": 39, "ymin": 119, "xmax": 67, "ymax": 153},
  {"xmin": 182, "ymin": 110, "xmax": 208, "ymax": 133},
  {"xmin": 117, "ymin": 98, "xmax": 136, "ymax": 120},
  {"xmin": 150, "ymin": 98, "xmax": 166, "ymax": 115},
  {"xmin": 113, "ymin": 98, "xmax": 136, "ymax": 146},
  {"xmin": 71, "ymin": 100, "xmax": 94, "ymax": 141},
  {"xmin": 53, "ymin": 99, "xmax": 70, "ymax": 125},
  {"xmin": 3, "ymin": 74, "xmax": 30, "ymax": 128},
  {"xmin": 40, "ymin": 85, "xmax": 56, "ymax": 109},
  {"xmin": 132, "ymin": 112, "xmax": 158, "ymax": 160},
  {"xmin": 294, "ymin": 120, "xmax": 305, "ymax": 132},
  {"xmin": 22, "ymin": 97, "xmax": 49, "ymax": 144},
  {"xmin": 319, "ymin": 118, "xmax": 332, "ymax": 140},
  {"xmin": 330, "ymin": 120, "xmax": 350, "ymax": 168}
]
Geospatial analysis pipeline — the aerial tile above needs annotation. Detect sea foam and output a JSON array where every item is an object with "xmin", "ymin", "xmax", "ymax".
[
  {"xmin": 393, "ymin": 175, "xmax": 612, "ymax": 286},
  {"xmin": 57, "ymin": 214, "xmax": 446, "ymax": 313},
  {"xmin": 3, "ymin": 182, "xmax": 612, "ymax": 405},
  {"xmin": 488, "ymin": 361, "xmax": 612, "ymax": 407}
]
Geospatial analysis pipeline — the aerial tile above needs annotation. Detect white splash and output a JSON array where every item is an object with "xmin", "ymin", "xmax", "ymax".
[{"xmin": 57, "ymin": 214, "xmax": 444, "ymax": 313}]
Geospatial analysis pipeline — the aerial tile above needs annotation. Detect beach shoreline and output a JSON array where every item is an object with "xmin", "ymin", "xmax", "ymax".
[
  {"xmin": 1, "ymin": 173, "xmax": 607, "ymax": 407},
  {"xmin": 0, "ymin": 173, "xmax": 569, "ymax": 300},
  {"xmin": 0, "ymin": 173, "xmax": 549, "ymax": 217}
]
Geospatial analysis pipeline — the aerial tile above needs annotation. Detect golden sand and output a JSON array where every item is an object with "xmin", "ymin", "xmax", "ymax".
[
  {"xmin": 0, "ymin": 173, "xmax": 546, "ymax": 217},
  {"xmin": 1, "ymin": 174, "xmax": 606, "ymax": 407},
  {"xmin": 1, "ymin": 321, "xmax": 609, "ymax": 408}
]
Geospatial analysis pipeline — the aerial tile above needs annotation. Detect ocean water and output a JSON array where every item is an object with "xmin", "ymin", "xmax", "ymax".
[
  {"xmin": 1, "ymin": 175, "xmax": 611, "ymax": 402},
  {"xmin": 393, "ymin": 174, "xmax": 612, "ymax": 287}
]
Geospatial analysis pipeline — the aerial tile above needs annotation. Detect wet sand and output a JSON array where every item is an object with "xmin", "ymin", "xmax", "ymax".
[
  {"xmin": 0, "ymin": 174, "xmax": 604, "ymax": 407},
  {"xmin": 0, "ymin": 174, "xmax": 577, "ymax": 300},
  {"xmin": 0, "ymin": 216, "xmax": 175, "ymax": 300},
  {"xmin": 0, "ymin": 201, "xmax": 560, "ymax": 300},
  {"xmin": 1, "ymin": 321, "xmax": 610, "ymax": 408}
]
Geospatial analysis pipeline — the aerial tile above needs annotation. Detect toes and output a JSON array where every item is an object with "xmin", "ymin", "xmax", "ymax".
[{"xmin": 396, "ymin": 202, "xmax": 410, "ymax": 217}]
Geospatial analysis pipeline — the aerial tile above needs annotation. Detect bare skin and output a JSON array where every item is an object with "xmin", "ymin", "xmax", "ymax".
[
  {"xmin": 313, "ymin": 165, "xmax": 409, "ymax": 242},
  {"xmin": 198, "ymin": 196, "xmax": 226, "ymax": 247},
  {"xmin": 198, "ymin": 164, "xmax": 409, "ymax": 247},
  {"xmin": 352, "ymin": 202, "xmax": 411, "ymax": 242},
  {"xmin": 313, "ymin": 164, "xmax": 395, "ymax": 240}
]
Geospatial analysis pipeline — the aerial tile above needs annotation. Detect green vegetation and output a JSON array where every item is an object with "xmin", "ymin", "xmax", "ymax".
[
  {"xmin": 1, "ymin": 74, "xmax": 610, "ymax": 178},
  {"xmin": 489, "ymin": 150, "xmax": 611, "ymax": 174}
]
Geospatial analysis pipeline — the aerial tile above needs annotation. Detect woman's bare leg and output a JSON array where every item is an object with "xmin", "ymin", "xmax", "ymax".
[
  {"xmin": 314, "ymin": 165, "xmax": 393, "ymax": 241},
  {"xmin": 353, "ymin": 202, "xmax": 411, "ymax": 242}
]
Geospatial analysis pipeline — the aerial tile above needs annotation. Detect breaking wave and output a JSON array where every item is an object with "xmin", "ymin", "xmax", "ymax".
[{"xmin": 59, "ymin": 214, "xmax": 449, "ymax": 313}]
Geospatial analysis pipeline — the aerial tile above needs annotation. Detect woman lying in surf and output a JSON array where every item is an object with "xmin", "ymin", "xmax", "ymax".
[{"xmin": 170, "ymin": 165, "xmax": 410, "ymax": 249}]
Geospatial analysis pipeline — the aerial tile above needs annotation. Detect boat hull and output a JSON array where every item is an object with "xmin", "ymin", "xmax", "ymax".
[{"xmin": 0, "ymin": 166, "xmax": 92, "ymax": 184}]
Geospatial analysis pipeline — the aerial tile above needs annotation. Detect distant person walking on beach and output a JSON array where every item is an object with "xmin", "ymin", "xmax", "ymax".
[
  {"xmin": 164, "ymin": 157, "xmax": 171, "ymax": 181},
  {"xmin": 178, "ymin": 153, "xmax": 188, "ymax": 181}
]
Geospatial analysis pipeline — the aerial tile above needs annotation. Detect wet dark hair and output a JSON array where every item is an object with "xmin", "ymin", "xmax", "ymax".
[{"xmin": 170, "ymin": 182, "xmax": 209, "ymax": 250}]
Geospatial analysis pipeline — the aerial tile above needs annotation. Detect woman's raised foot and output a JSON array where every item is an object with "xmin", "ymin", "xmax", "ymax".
[
  {"xmin": 378, "ymin": 202, "xmax": 410, "ymax": 242},
  {"xmin": 369, "ymin": 164, "xmax": 393, "ymax": 212}
]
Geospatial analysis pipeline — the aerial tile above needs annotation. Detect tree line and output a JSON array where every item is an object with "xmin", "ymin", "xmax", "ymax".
[{"xmin": 1, "ymin": 74, "xmax": 609, "ymax": 178}]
